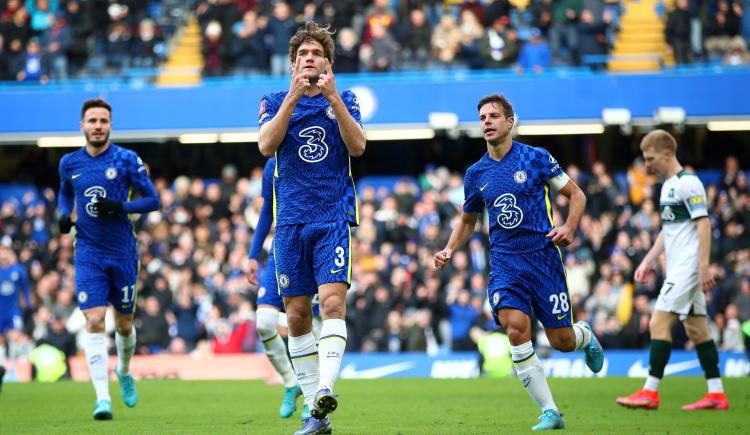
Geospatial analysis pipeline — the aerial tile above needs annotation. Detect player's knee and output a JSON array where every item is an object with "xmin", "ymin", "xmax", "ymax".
[
  {"xmin": 505, "ymin": 326, "xmax": 527, "ymax": 345},
  {"xmin": 115, "ymin": 319, "xmax": 133, "ymax": 336},
  {"xmin": 320, "ymin": 297, "xmax": 345, "ymax": 320},
  {"xmin": 285, "ymin": 309, "xmax": 311, "ymax": 332},
  {"xmin": 550, "ymin": 332, "xmax": 576, "ymax": 352},
  {"xmin": 86, "ymin": 316, "xmax": 106, "ymax": 332},
  {"xmin": 256, "ymin": 316, "xmax": 278, "ymax": 341}
]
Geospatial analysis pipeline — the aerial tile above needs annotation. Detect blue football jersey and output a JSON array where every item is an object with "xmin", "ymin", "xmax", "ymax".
[
  {"xmin": 261, "ymin": 156, "xmax": 274, "ymax": 209},
  {"xmin": 58, "ymin": 144, "xmax": 157, "ymax": 259},
  {"xmin": 0, "ymin": 263, "xmax": 30, "ymax": 315},
  {"xmin": 258, "ymin": 91, "xmax": 361, "ymax": 227},
  {"xmin": 463, "ymin": 141, "xmax": 564, "ymax": 255}
]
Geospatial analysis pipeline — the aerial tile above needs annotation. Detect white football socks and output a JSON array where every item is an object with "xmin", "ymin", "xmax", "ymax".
[
  {"xmin": 288, "ymin": 331, "xmax": 319, "ymax": 409},
  {"xmin": 115, "ymin": 326, "xmax": 136, "ymax": 376},
  {"xmin": 85, "ymin": 332, "xmax": 111, "ymax": 402},
  {"xmin": 317, "ymin": 319, "xmax": 347, "ymax": 393},
  {"xmin": 511, "ymin": 341, "xmax": 557, "ymax": 412},
  {"xmin": 573, "ymin": 323, "xmax": 592, "ymax": 351},
  {"xmin": 257, "ymin": 307, "xmax": 297, "ymax": 388}
]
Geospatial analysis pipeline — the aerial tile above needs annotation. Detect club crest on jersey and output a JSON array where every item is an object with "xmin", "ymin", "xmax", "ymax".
[
  {"xmin": 278, "ymin": 274, "xmax": 290, "ymax": 289},
  {"xmin": 326, "ymin": 106, "xmax": 336, "ymax": 119},
  {"xmin": 513, "ymin": 170, "xmax": 527, "ymax": 183},
  {"xmin": 105, "ymin": 167, "xmax": 117, "ymax": 180},
  {"xmin": 78, "ymin": 291, "xmax": 88, "ymax": 303}
]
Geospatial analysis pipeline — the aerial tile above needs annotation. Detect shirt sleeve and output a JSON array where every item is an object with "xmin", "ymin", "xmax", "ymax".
[
  {"xmin": 58, "ymin": 155, "xmax": 74, "ymax": 216},
  {"xmin": 538, "ymin": 147, "xmax": 564, "ymax": 180},
  {"xmin": 463, "ymin": 168, "xmax": 484, "ymax": 213},
  {"xmin": 123, "ymin": 152, "xmax": 160, "ymax": 214},
  {"xmin": 249, "ymin": 160, "xmax": 275, "ymax": 259},
  {"xmin": 258, "ymin": 94, "xmax": 279, "ymax": 127},
  {"xmin": 680, "ymin": 175, "xmax": 708, "ymax": 219},
  {"xmin": 342, "ymin": 90, "xmax": 362, "ymax": 125}
]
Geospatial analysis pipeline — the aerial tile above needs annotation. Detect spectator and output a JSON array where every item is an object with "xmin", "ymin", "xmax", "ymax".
[
  {"xmin": 16, "ymin": 37, "xmax": 47, "ymax": 82},
  {"xmin": 202, "ymin": 20, "xmax": 226, "ymax": 77},
  {"xmin": 106, "ymin": 21, "xmax": 131, "ymax": 70},
  {"xmin": 431, "ymin": 14, "xmax": 461, "ymax": 67},
  {"xmin": 449, "ymin": 290, "xmax": 479, "ymax": 351},
  {"xmin": 703, "ymin": 0, "xmax": 743, "ymax": 60},
  {"xmin": 399, "ymin": 9, "xmax": 432, "ymax": 70},
  {"xmin": 133, "ymin": 18, "xmax": 163, "ymax": 68},
  {"xmin": 63, "ymin": 0, "xmax": 92, "ymax": 76},
  {"xmin": 576, "ymin": 9, "xmax": 607, "ymax": 69},
  {"xmin": 229, "ymin": 11, "xmax": 267, "ymax": 75},
  {"xmin": 515, "ymin": 27, "xmax": 552, "ymax": 73},
  {"xmin": 267, "ymin": 2, "xmax": 296, "ymax": 76},
  {"xmin": 27, "ymin": 0, "xmax": 57, "ymax": 34},
  {"xmin": 333, "ymin": 27, "xmax": 360, "ymax": 73},
  {"xmin": 549, "ymin": 0, "xmax": 582, "ymax": 63},
  {"xmin": 39, "ymin": 15, "xmax": 71, "ymax": 81},
  {"xmin": 666, "ymin": 0, "xmax": 693, "ymax": 64},
  {"xmin": 361, "ymin": 23, "xmax": 399, "ymax": 72},
  {"xmin": 723, "ymin": 35, "xmax": 750, "ymax": 65},
  {"xmin": 135, "ymin": 296, "xmax": 170, "ymax": 354},
  {"xmin": 479, "ymin": 16, "xmax": 519, "ymax": 69},
  {"xmin": 362, "ymin": 0, "xmax": 397, "ymax": 45}
]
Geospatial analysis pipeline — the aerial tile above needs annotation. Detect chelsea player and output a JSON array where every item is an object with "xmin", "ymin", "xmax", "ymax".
[
  {"xmin": 58, "ymin": 98, "xmax": 160, "ymax": 420},
  {"xmin": 0, "ymin": 245, "xmax": 31, "ymax": 392},
  {"xmin": 434, "ymin": 94, "xmax": 604, "ymax": 431},
  {"xmin": 246, "ymin": 156, "xmax": 321, "ymax": 421},
  {"xmin": 257, "ymin": 22, "xmax": 366, "ymax": 435}
]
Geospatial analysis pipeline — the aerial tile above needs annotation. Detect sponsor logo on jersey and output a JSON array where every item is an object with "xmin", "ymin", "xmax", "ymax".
[
  {"xmin": 661, "ymin": 205, "xmax": 676, "ymax": 221},
  {"xmin": 278, "ymin": 274, "xmax": 290, "ymax": 289},
  {"xmin": 105, "ymin": 167, "xmax": 117, "ymax": 180},
  {"xmin": 513, "ymin": 170, "xmax": 527, "ymax": 183},
  {"xmin": 688, "ymin": 195, "xmax": 706, "ymax": 210},
  {"xmin": 493, "ymin": 193, "xmax": 524, "ymax": 229}
]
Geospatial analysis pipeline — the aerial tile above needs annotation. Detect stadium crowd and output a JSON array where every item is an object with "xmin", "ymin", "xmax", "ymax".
[
  {"xmin": 1, "ymin": 153, "xmax": 749, "ymax": 370},
  {"xmin": 3, "ymin": 0, "xmax": 749, "ymax": 83}
]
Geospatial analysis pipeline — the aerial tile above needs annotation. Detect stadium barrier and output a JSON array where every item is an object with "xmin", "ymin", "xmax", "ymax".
[{"xmin": 6, "ymin": 350, "xmax": 748, "ymax": 382}]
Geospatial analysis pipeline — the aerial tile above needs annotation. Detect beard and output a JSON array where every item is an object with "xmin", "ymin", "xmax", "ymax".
[{"xmin": 85, "ymin": 131, "xmax": 109, "ymax": 148}]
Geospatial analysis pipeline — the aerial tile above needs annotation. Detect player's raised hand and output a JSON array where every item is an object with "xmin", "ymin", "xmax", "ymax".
[
  {"xmin": 546, "ymin": 224, "xmax": 575, "ymax": 247},
  {"xmin": 316, "ymin": 58, "xmax": 337, "ymax": 100},
  {"xmin": 633, "ymin": 261, "xmax": 653, "ymax": 283},
  {"xmin": 434, "ymin": 248, "xmax": 453, "ymax": 270},
  {"xmin": 246, "ymin": 258, "xmax": 259, "ymax": 286},
  {"xmin": 289, "ymin": 69, "xmax": 310, "ymax": 100},
  {"xmin": 699, "ymin": 264, "xmax": 716, "ymax": 291}
]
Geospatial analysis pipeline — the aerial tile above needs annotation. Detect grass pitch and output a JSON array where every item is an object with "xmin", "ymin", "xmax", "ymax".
[{"xmin": 1, "ymin": 377, "xmax": 748, "ymax": 434}]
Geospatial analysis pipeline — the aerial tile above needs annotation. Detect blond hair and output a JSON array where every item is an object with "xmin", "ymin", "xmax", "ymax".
[{"xmin": 640, "ymin": 129, "xmax": 677, "ymax": 153}]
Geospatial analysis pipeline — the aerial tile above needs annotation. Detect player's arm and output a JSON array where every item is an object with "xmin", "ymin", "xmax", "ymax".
[
  {"xmin": 247, "ymin": 198, "xmax": 274, "ymax": 286},
  {"xmin": 97, "ymin": 156, "xmax": 160, "ymax": 216},
  {"xmin": 435, "ymin": 211, "xmax": 480, "ymax": 269},
  {"xmin": 634, "ymin": 232, "xmax": 664, "ymax": 283},
  {"xmin": 545, "ymin": 175, "xmax": 586, "ymax": 247},
  {"xmin": 18, "ymin": 266, "xmax": 31, "ymax": 309},
  {"xmin": 258, "ymin": 75, "xmax": 310, "ymax": 156},
  {"xmin": 317, "ymin": 59, "xmax": 366, "ymax": 157},
  {"xmin": 58, "ymin": 157, "xmax": 74, "ymax": 234},
  {"xmin": 695, "ymin": 217, "xmax": 715, "ymax": 290}
]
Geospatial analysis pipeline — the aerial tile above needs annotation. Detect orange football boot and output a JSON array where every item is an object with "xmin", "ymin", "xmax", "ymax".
[
  {"xmin": 616, "ymin": 388, "xmax": 660, "ymax": 410},
  {"xmin": 682, "ymin": 393, "xmax": 729, "ymax": 410}
]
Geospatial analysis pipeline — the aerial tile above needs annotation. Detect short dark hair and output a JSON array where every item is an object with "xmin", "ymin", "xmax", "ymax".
[
  {"xmin": 289, "ymin": 21, "xmax": 335, "ymax": 65},
  {"xmin": 477, "ymin": 94, "xmax": 514, "ymax": 119},
  {"xmin": 81, "ymin": 98, "xmax": 112, "ymax": 120}
]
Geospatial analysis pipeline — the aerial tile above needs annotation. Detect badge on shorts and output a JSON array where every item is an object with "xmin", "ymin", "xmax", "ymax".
[
  {"xmin": 493, "ymin": 292, "xmax": 500, "ymax": 306},
  {"xmin": 278, "ymin": 274, "xmax": 290, "ymax": 289},
  {"xmin": 258, "ymin": 287, "xmax": 266, "ymax": 298},
  {"xmin": 78, "ymin": 291, "xmax": 88, "ymax": 303}
]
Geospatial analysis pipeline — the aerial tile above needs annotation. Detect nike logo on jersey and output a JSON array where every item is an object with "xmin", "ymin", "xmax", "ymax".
[
  {"xmin": 557, "ymin": 314, "xmax": 567, "ymax": 320},
  {"xmin": 330, "ymin": 268, "xmax": 344, "ymax": 274},
  {"xmin": 72, "ymin": 173, "xmax": 82, "ymax": 179},
  {"xmin": 480, "ymin": 183, "xmax": 489, "ymax": 191}
]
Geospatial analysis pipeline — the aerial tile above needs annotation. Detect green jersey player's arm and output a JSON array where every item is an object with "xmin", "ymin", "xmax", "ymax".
[
  {"xmin": 634, "ymin": 232, "xmax": 665, "ymax": 283},
  {"xmin": 695, "ymin": 216, "xmax": 714, "ymax": 290}
]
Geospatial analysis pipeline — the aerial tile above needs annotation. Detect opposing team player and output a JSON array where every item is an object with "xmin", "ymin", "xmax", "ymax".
[
  {"xmin": 246, "ymin": 156, "xmax": 320, "ymax": 421},
  {"xmin": 58, "ymin": 98, "xmax": 160, "ymax": 420},
  {"xmin": 434, "ymin": 94, "xmax": 604, "ymax": 431},
  {"xmin": 0, "ymin": 245, "xmax": 31, "ymax": 392},
  {"xmin": 617, "ymin": 130, "xmax": 729, "ymax": 411},
  {"xmin": 257, "ymin": 22, "xmax": 366, "ymax": 435}
]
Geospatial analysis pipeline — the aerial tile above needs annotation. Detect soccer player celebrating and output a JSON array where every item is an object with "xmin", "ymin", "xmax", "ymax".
[
  {"xmin": 617, "ymin": 130, "xmax": 729, "ymax": 411},
  {"xmin": 58, "ymin": 98, "xmax": 160, "ymax": 420},
  {"xmin": 0, "ymin": 245, "xmax": 32, "ymax": 393},
  {"xmin": 257, "ymin": 22, "xmax": 365, "ymax": 435},
  {"xmin": 434, "ymin": 94, "xmax": 604, "ymax": 431},
  {"xmin": 246, "ymin": 156, "xmax": 320, "ymax": 421}
]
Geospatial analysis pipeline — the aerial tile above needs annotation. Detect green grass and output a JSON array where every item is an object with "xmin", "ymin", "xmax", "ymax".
[{"xmin": 1, "ymin": 377, "xmax": 748, "ymax": 434}]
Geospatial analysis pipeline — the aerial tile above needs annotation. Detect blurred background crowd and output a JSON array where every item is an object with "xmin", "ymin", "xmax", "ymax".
[
  {"xmin": 1, "ymin": 152, "xmax": 749, "ymax": 371},
  {"xmin": 1, "ymin": 0, "xmax": 749, "ymax": 83}
]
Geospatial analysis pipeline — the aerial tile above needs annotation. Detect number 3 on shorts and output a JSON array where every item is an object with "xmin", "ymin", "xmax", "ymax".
[
  {"xmin": 550, "ymin": 292, "xmax": 569, "ymax": 314},
  {"xmin": 334, "ymin": 246, "xmax": 346, "ymax": 268}
]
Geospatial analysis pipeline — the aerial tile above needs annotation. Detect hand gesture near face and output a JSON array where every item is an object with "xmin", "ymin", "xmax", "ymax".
[
  {"xmin": 289, "ymin": 67, "xmax": 310, "ymax": 100},
  {"xmin": 316, "ymin": 58, "xmax": 337, "ymax": 101}
]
